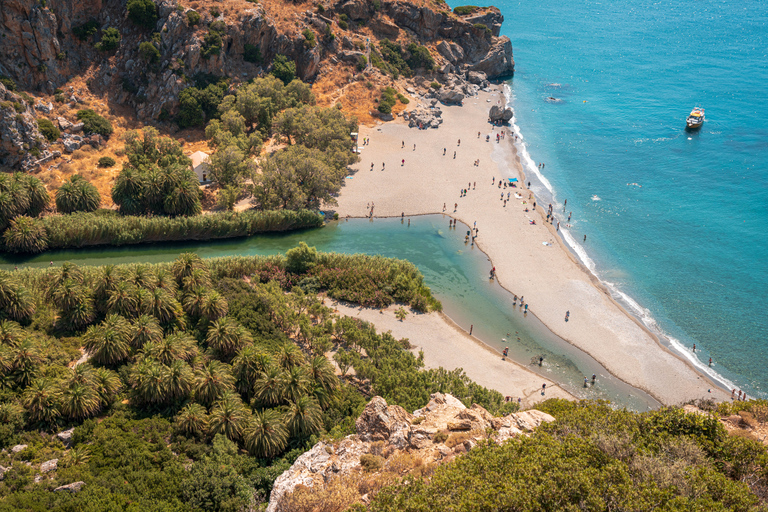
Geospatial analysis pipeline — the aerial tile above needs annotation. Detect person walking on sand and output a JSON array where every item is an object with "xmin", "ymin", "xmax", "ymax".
[
  {"xmin": 453, "ymin": 151, "xmax": 456, "ymax": 159},
  {"xmin": 565, "ymin": 310, "xmax": 570, "ymax": 321},
  {"xmin": 444, "ymin": 148, "xmax": 446, "ymax": 155},
  {"xmin": 402, "ymin": 159, "xmax": 405, "ymax": 166},
  {"xmin": 473, "ymin": 182, "xmax": 476, "ymax": 189},
  {"xmin": 458, "ymin": 139, "xmax": 461, "ymax": 146},
  {"xmin": 454, "ymin": 203, "xmax": 458, "ymax": 212},
  {"xmin": 732, "ymin": 389, "xmax": 736, "ymax": 400},
  {"xmin": 402, "ymin": 141, "xmax": 404, "ymax": 148},
  {"xmin": 478, "ymin": 131, "xmax": 481, "ymax": 138},
  {"xmin": 413, "ymin": 144, "xmax": 416, "ymax": 151},
  {"xmin": 542, "ymin": 383, "xmax": 546, "ymax": 394},
  {"xmin": 443, "ymin": 203, "xmax": 446, "ymax": 212}
]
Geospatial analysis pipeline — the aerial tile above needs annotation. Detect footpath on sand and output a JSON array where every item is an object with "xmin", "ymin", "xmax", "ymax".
[{"xmin": 334, "ymin": 88, "xmax": 729, "ymax": 406}]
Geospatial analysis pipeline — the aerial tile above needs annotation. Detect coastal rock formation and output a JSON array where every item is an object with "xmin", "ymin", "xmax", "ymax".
[
  {"xmin": 489, "ymin": 104, "xmax": 513, "ymax": 123},
  {"xmin": 403, "ymin": 105, "xmax": 443, "ymax": 128},
  {"xmin": 266, "ymin": 393, "xmax": 554, "ymax": 512}
]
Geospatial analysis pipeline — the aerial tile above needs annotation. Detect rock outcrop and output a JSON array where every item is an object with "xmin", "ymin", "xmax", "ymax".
[
  {"xmin": 489, "ymin": 104, "xmax": 513, "ymax": 124},
  {"xmin": 266, "ymin": 393, "xmax": 554, "ymax": 512},
  {"xmin": 0, "ymin": 83, "xmax": 47, "ymax": 169}
]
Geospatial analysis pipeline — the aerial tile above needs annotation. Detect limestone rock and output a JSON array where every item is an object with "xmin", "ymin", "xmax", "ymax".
[
  {"xmin": 510, "ymin": 410, "xmax": 556, "ymax": 432},
  {"xmin": 0, "ymin": 84, "xmax": 47, "ymax": 169},
  {"xmin": 0, "ymin": 465, "xmax": 7, "ymax": 481},
  {"xmin": 436, "ymin": 86, "xmax": 465, "ymax": 105},
  {"xmin": 34, "ymin": 101, "xmax": 53, "ymax": 113},
  {"xmin": 40, "ymin": 459, "xmax": 58, "ymax": 473},
  {"xmin": 10, "ymin": 444, "xmax": 27, "ymax": 454},
  {"xmin": 57, "ymin": 117, "xmax": 72, "ymax": 130},
  {"xmin": 470, "ymin": 37, "xmax": 515, "ymax": 78},
  {"xmin": 467, "ymin": 71, "xmax": 488, "ymax": 85},
  {"xmin": 356, "ymin": 396, "xmax": 413, "ymax": 447},
  {"xmin": 54, "ymin": 481, "xmax": 85, "ymax": 492}
]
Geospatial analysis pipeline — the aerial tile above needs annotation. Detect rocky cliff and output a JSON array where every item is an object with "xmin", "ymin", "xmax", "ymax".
[
  {"xmin": 0, "ymin": 83, "xmax": 49, "ymax": 168},
  {"xmin": 0, "ymin": 0, "xmax": 514, "ymax": 124},
  {"xmin": 266, "ymin": 393, "xmax": 553, "ymax": 512}
]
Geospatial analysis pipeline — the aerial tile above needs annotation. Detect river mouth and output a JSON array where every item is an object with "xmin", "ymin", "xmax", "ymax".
[{"xmin": 1, "ymin": 215, "xmax": 659, "ymax": 410}]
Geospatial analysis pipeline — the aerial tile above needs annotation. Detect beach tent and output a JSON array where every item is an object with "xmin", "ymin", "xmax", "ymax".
[{"xmin": 508, "ymin": 178, "xmax": 518, "ymax": 183}]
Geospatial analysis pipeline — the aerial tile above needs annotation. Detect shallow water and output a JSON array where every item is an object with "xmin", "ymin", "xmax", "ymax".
[
  {"xmin": 480, "ymin": 0, "xmax": 768, "ymax": 397},
  {"xmin": 0, "ymin": 217, "xmax": 658, "ymax": 410}
]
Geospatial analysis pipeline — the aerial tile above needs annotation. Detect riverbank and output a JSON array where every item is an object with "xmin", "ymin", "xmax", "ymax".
[
  {"xmin": 334, "ymin": 88, "xmax": 728, "ymax": 406},
  {"xmin": 328, "ymin": 300, "xmax": 574, "ymax": 407}
]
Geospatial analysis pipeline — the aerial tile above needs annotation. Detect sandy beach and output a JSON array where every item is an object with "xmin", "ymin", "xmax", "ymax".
[
  {"xmin": 333, "ymin": 88, "xmax": 729, "ymax": 406},
  {"xmin": 329, "ymin": 300, "xmax": 574, "ymax": 407}
]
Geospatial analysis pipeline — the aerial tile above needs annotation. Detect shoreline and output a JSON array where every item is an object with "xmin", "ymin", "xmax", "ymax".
[{"xmin": 334, "ymin": 87, "xmax": 730, "ymax": 406}]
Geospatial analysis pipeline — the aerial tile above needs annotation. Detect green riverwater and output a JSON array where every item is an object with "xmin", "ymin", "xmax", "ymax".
[{"xmin": 0, "ymin": 215, "xmax": 660, "ymax": 410}]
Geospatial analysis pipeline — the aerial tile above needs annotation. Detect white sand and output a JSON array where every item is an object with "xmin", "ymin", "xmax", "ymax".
[
  {"xmin": 330, "ymin": 300, "xmax": 573, "ymax": 407},
  {"xmin": 334, "ymin": 89, "xmax": 728, "ymax": 406}
]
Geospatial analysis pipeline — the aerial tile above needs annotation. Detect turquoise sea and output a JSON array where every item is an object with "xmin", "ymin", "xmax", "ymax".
[{"xmin": 489, "ymin": 0, "xmax": 768, "ymax": 396}]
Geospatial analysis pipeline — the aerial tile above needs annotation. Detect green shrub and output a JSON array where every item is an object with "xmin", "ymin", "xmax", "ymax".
[
  {"xmin": 127, "ymin": 0, "xmax": 159, "ymax": 29},
  {"xmin": 397, "ymin": 93, "xmax": 409, "ymax": 104},
  {"xmin": 453, "ymin": 5, "xmax": 478, "ymax": 15},
  {"xmin": 430, "ymin": 81, "xmax": 441, "ymax": 89},
  {"xmin": 338, "ymin": 19, "xmax": 348, "ymax": 30},
  {"xmin": 2, "ymin": 216, "xmax": 48, "ymax": 253},
  {"xmin": 406, "ymin": 43, "xmax": 435, "ymax": 70},
  {"xmin": 243, "ymin": 43, "xmax": 261, "ymax": 63},
  {"xmin": 360, "ymin": 453, "xmax": 384, "ymax": 472},
  {"xmin": 186, "ymin": 10, "xmax": 201, "ymax": 26},
  {"xmin": 138, "ymin": 41, "xmax": 161, "ymax": 63},
  {"xmin": 378, "ymin": 86, "xmax": 397, "ymax": 114},
  {"xmin": 95, "ymin": 27, "xmax": 121, "ymax": 51},
  {"xmin": 210, "ymin": 7, "xmax": 220, "ymax": 17},
  {"xmin": 302, "ymin": 28, "xmax": 316, "ymax": 48},
  {"xmin": 97, "ymin": 156, "xmax": 116, "ymax": 168},
  {"xmin": 201, "ymin": 30, "xmax": 223, "ymax": 59},
  {"xmin": 432, "ymin": 430, "xmax": 448, "ymax": 443},
  {"xmin": 13, "ymin": 102, "xmax": 25, "ymax": 113},
  {"xmin": 316, "ymin": 3, "xmax": 325, "ymax": 12},
  {"xmin": 37, "ymin": 118, "xmax": 60, "ymax": 142},
  {"xmin": 76, "ymin": 109, "xmax": 113, "ymax": 137},
  {"xmin": 356, "ymin": 55, "xmax": 367, "ymax": 71},
  {"xmin": 0, "ymin": 76, "xmax": 17, "ymax": 91},
  {"xmin": 473, "ymin": 23, "xmax": 492, "ymax": 36},
  {"xmin": 72, "ymin": 19, "xmax": 99, "ymax": 41},
  {"xmin": 272, "ymin": 54, "xmax": 296, "ymax": 84},
  {"xmin": 54, "ymin": 93, "xmax": 65, "ymax": 103}
]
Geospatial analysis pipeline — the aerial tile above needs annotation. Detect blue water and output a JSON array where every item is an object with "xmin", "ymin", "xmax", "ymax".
[{"xmin": 484, "ymin": 0, "xmax": 768, "ymax": 396}]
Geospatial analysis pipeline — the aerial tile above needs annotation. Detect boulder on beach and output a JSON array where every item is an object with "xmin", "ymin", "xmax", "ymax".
[{"xmin": 489, "ymin": 105, "xmax": 513, "ymax": 124}]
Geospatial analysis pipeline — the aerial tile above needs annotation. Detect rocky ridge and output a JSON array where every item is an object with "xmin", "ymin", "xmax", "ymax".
[{"xmin": 266, "ymin": 393, "xmax": 554, "ymax": 512}]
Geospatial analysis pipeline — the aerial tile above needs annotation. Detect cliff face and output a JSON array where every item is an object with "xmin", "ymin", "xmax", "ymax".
[
  {"xmin": 0, "ymin": 0, "xmax": 514, "ymax": 123},
  {"xmin": 266, "ymin": 393, "xmax": 553, "ymax": 512},
  {"xmin": 0, "ymin": 84, "xmax": 48, "ymax": 169}
]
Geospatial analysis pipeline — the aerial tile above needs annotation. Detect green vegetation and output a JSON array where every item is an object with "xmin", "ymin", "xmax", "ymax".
[
  {"xmin": 0, "ymin": 76, "xmax": 17, "ymax": 91},
  {"xmin": 377, "ymin": 87, "xmax": 398, "ymax": 114},
  {"xmin": 75, "ymin": 109, "xmax": 113, "ymax": 137},
  {"xmin": 201, "ymin": 22, "xmax": 226, "ymax": 59},
  {"xmin": 367, "ymin": 399, "xmax": 768, "ymax": 511},
  {"xmin": 372, "ymin": 39, "xmax": 435, "ymax": 78},
  {"xmin": 243, "ymin": 43, "xmax": 261, "ymax": 63},
  {"xmin": 302, "ymin": 28, "xmax": 316, "ymax": 48},
  {"xmin": 55, "ymin": 175, "xmax": 101, "ymax": 214},
  {"xmin": 2, "ymin": 216, "xmax": 48, "ymax": 253},
  {"xmin": 33, "ymin": 209, "xmax": 322, "ymax": 251},
  {"xmin": 271, "ymin": 54, "xmax": 296, "ymax": 84},
  {"xmin": 0, "ymin": 173, "xmax": 49, "ymax": 232},
  {"xmin": 453, "ymin": 5, "xmax": 479, "ymax": 15},
  {"xmin": 97, "ymin": 156, "xmax": 116, "ymax": 168},
  {"xmin": 186, "ymin": 10, "xmax": 201, "ymax": 26},
  {"xmin": 473, "ymin": 22, "xmax": 492, "ymax": 36},
  {"xmin": 36, "ymin": 118, "xmax": 60, "ymax": 142},
  {"xmin": 0, "ymin": 249, "xmax": 454, "ymax": 509},
  {"xmin": 138, "ymin": 41, "xmax": 160, "ymax": 63},
  {"xmin": 95, "ymin": 27, "xmax": 121, "ymax": 51},
  {"xmin": 111, "ymin": 127, "xmax": 201, "ymax": 216},
  {"xmin": 176, "ymin": 75, "xmax": 228, "ymax": 128},
  {"xmin": 127, "ymin": 0, "xmax": 159, "ymax": 29},
  {"xmin": 72, "ymin": 20, "xmax": 98, "ymax": 41}
]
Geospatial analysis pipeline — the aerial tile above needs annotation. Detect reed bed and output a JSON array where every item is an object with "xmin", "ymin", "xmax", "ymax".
[{"xmin": 36, "ymin": 209, "xmax": 324, "ymax": 250}]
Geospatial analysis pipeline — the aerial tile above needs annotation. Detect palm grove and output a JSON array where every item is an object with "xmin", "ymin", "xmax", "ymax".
[{"xmin": 0, "ymin": 74, "xmax": 357, "ymax": 254}]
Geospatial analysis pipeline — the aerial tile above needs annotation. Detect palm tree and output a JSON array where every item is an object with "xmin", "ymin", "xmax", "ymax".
[
  {"xmin": 55, "ymin": 175, "xmax": 100, "ymax": 213},
  {"xmin": 134, "ymin": 287, "xmax": 153, "ymax": 317},
  {"xmin": 22, "ymin": 378, "xmax": 61, "ymax": 425},
  {"xmin": 91, "ymin": 367, "xmax": 123, "ymax": 406},
  {"xmin": 0, "ymin": 320, "xmax": 23, "ymax": 347},
  {"xmin": 206, "ymin": 317, "xmax": 252, "ymax": 358},
  {"xmin": 20, "ymin": 174, "xmax": 49, "ymax": 217},
  {"xmin": 83, "ymin": 314, "xmax": 132, "ymax": 366},
  {"xmin": 200, "ymin": 290, "xmax": 228, "ymax": 322},
  {"xmin": 94, "ymin": 265, "xmax": 122, "ymax": 313},
  {"xmin": 163, "ymin": 359, "xmax": 194, "ymax": 401},
  {"xmin": 130, "ymin": 314, "xmax": 163, "ymax": 349},
  {"xmin": 61, "ymin": 299, "xmax": 95, "ymax": 330},
  {"xmin": 50, "ymin": 278, "xmax": 85, "ymax": 311},
  {"xmin": 244, "ymin": 409, "xmax": 289, "ymax": 458},
  {"xmin": 67, "ymin": 363, "xmax": 95, "ymax": 386},
  {"xmin": 283, "ymin": 365, "xmax": 310, "ymax": 403},
  {"xmin": 182, "ymin": 286, "xmax": 207, "ymax": 318},
  {"xmin": 107, "ymin": 282, "xmax": 140, "ymax": 318},
  {"xmin": 111, "ymin": 167, "xmax": 146, "ymax": 215},
  {"xmin": 276, "ymin": 343, "xmax": 305, "ymax": 370},
  {"xmin": 175, "ymin": 403, "xmax": 209, "ymax": 437},
  {"xmin": 164, "ymin": 181, "xmax": 202, "ymax": 216},
  {"xmin": 2, "ymin": 216, "xmax": 48, "ymax": 253},
  {"xmin": 129, "ymin": 265, "xmax": 157, "ymax": 290},
  {"xmin": 172, "ymin": 253, "xmax": 207, "ymax": 286},
  {"xmin": 148, "ymin": 288, "xmax": 183, "ymax": 326},
  {"xmin": 193, "ymin": 359, "xmax": 235, "ymax": 406},
  {"xmin": 48, "ymin": 262, "xmax": 84, "ymax": 292},
  {"xmin": 1, "ymin": 283, "xmax": 36, "ymax": 322},
  {"xmin": 182, "ymin": 268, "xmax": 211, "ymax": 292},
  {"xmin": 232, "ymin": 346, "xmax": 273, "ymax": 397},
  {"xmin": 129, "ymin": 357, "xmax": 166, "ymax": 406},
  {"xmin": 154, "ymin": 269, "xmax": 178, "ymax": 294},
  {"xmin": 143, "ymin": 332, "xmax": 198, "ymax": 365},
  {"xmin": 59, "ymin": 381, "xmax": 101, "ymax": 420},
  {"xmin": 284, "ymin": 395, "xmax": 323, "ymax": 438},
  {"xmin": 208, "ymin": 391, "xmax": 250, "ymax": 441},
  {"xmin": 11, "ymin": 338, "xmax": 43, "ymax": 387},
  {"xmin": 252, "ymin": 366, "xmax": 286, "ymax": 407},
  {"xmin": 62, "ymin": 446, "xmax": 90, "ymax": 468},
  {"xmin": 308, "ymin": 355, "xmax": 339, "ymax": 394}
]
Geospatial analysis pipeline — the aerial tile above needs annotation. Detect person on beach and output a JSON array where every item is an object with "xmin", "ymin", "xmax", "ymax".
[
  {"xmin": 732, "ymin": 389, "xmax": 736, "ymax": 400},
  {"xmin": 538, "ymin": 356, "xmax": 543, "ymax": 366},
  {"xmin": 565, "ymin": 310, "xmax": 570, "ymax": 321},
  {"xmin": 557, "ymin": 221, "xmax": 560, "ymax": 230},
  {"xmin": 501, "ymin": 192, "xmax": 504, "ymax": 200},
  {"xmin": 709, "ymin": 357, "xmax": 712, "ymax": 366},
  {"xmin": 382, "ymin": 162, "xmax": 385, "ymax": 169},
  {"xmin": 504, "ymin": 200, "xmax": 507, "ymax": 207},
  {"xmin": 692, "ymin": 343, "xmax": 696, "ymax": 352},
  {"xmin": 401, "ymin": 159, "xmax": 405, "ymax": 166},
  {"xmin": 371, "ymin": 163, "xmax": 374, "ymax": 170},
  {"xmin": 533, "ymin": 202, "xmax": 536, "ymax": 210},
  {"xmin": 478, "ymin": 131, "xmax": 481, "ymax": 138},
  {"xmin": 443, "ymin": 203, "xmax": 446, "ymax": 212},
  {"xmin": 453, "ymin": 151, "xmax": 456, "ymax": 159},
  {"xmin": 564, "ymin": 198, "xmax": 567, "ymax": 209},
  {"xmin": 402, "ymin": 141, "xmax": 404, "ymax": 148},
  {"xmin": 413, "ymin": 144, "xmax": 416, "ymax": 151},
  {"xmin": 444, "ymin": 148, "xmax": 446, "ymax": 155},
  {"xmin": 503, "ymin": 347, "xmax": 508, "ymax": 357},
  {"xmin": 584, "ymin": 234, "xmax": 587, "ymax": 242},
  {"xmin": 568, "ymin": 212, "xmax": 572, "ymax": 221},
  {"xmin": 454, "ymin": 203, "xmax": 458, "ymax": 212},
  {"xmin": 542, "ymin": 383, "xmax": 546, "ymax": 394},
  {"xmin": 473, "ymin": 182, "xmax": 476, "ymax": 189},
  {"xmin": 592, "ymin": 374, "xmax": 596, "ymax": 384},
  {"xmin": 492, "ymin": 177, "xmax": 495, "ymax": 185},
  {"xmin": 584, "ymin": 377, "xmax": 588, "ymax": 388},
  {"xmin": 458, "ymin": 139, "xmax": 461, "ymax": 146},
  {"xmin": 408, "ymin": 219, "xmax": 410, "ymax": 226}
]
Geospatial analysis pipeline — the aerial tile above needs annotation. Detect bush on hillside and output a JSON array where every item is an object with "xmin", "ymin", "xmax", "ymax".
[
  {"xmin": 186, "ymin": 10, "xmax": 201, "ymax": 26},
  {"xmin": 453, "ymin": 5, "xmax": 479, "ymax": 15},
  {"xmin": 76, "ymin": 109, "xmax": 113, "ymax": 137},
  {"xmin": 272, "ymin": 54, "xmax": 296, "ymax": 84},
  {"xmin": 37, "ymin": 118, "xmax": 60, "ymax": 142},
  {"xmin": 138, "ymin": 41, "xmax": 161, "ymax": 63},
  {"xmin": 98, "ymin": 156, "xmax": 116, "ymax": 168},
  {"xmin": 96, "ymin": 27, "xmax": 121, "ymax": 51},
  {"xmin": 72, "ymin": 20, "xmax": 99, "ymax": 41},
  {"xmin": 127, "ymin": 0, "xmax": 159, "ymax": 29}
]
